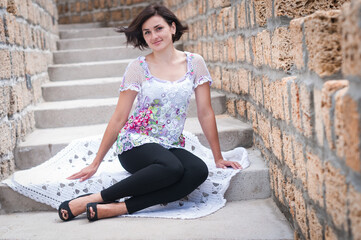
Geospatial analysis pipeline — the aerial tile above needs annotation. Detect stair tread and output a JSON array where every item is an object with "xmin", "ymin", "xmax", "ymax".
[
  {"xmin": 0, "ymin": 198, "xmax": 293, "ymax": 239},
  {"xmin": 54, "ymin": 45, "xmax": 129, "ymax": 53},
  {"xmin": 49, "ymin": 58, "xmax": 132, "ymax": 67},
  {"xmin": 42, "ymin": 77, "xmax": 121, "ymax": 87}
]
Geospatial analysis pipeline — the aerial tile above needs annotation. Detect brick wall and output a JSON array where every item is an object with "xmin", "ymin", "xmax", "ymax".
[
  {"xmin": 164, "ymin": 0, "xmax": 361, "ymax": 239},
  {"xmin": 0, "ymin": 0, "xmax": 58, "ymax": 180},
  {"xmin": 56, "ymin": 0, "xmax": 159, "ymax": 26}
]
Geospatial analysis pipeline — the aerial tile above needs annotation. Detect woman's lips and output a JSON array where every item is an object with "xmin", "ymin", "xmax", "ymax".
[{"xmin": 153, "ymin": 40, "xmax": 162, "ymax": 45}]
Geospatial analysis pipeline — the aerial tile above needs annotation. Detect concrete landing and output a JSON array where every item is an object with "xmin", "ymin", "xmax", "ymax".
[{"xmin": 0, "ymin": 199, "xmax": 293, "ymax": 240}]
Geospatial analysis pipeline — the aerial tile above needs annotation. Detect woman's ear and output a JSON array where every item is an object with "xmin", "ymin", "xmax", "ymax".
[{"xmin": 171, "ymin": 22, "xmax": 176, "ymax": 34}]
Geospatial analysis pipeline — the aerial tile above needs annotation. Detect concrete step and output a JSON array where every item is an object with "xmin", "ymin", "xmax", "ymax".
[
  {"xmin": 54, "ymin": 46, "xmax": 149, "ymax": 64},
  {"xmin": 57, "ymin": 36, "xmax": 127, "ymax": 50},
  {"xmin": 59, "ymin": 27, "xmax": 120, "ymax": 39},
  {"xmin": 33, "ymin": 92, "xmax": 226, "ymax": 128},
  {"xmin": 58, "ymin": 23, "xmax": 105, "ymax": 30},
  {"xmin": 15, "ymin": 115, "xmax": 251, "ymax": 170},
  {"xmin": 1, "ymin": 147, "xmax": 269, "ymax": 214},
  {"xmin": 0, "ymin": 199, "xmax": 293, "ymax": 239},
  {"xmin": 48, "ymin": 59, "xmax": 131, "ymax": 81}
]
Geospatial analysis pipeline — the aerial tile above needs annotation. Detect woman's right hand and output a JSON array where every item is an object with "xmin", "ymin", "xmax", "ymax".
[{"xmin": 67, "ymin": 163, "xmax": 99, "ymax": 182}]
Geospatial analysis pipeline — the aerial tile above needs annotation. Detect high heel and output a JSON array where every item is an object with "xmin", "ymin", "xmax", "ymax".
[{"xmin": 58, "ymin": 193, "xmax": 93, "ymax": 221}]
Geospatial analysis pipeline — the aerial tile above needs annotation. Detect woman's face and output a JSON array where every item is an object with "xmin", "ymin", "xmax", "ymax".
[{"xmin": 142, "ymin": 15, "xmax": 176, "ymax": 51}]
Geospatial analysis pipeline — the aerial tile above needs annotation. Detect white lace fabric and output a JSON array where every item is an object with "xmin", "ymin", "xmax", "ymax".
[{"xmin": 3, "ymin": 131, "xmax": 250, "ymax": 219}]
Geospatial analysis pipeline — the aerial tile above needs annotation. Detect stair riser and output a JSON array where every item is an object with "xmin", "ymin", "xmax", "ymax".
[
  {"xmin": 60, "ymin": 28, "xmax": 120, "ymax": 39},
  {"xmin": 48, "ymin": 61, "xmax": 129, "ymax": 81},
  {"xmin": 54, "ymin": 47, "xmax": 147, "ymax": 64},
  {"xmin": 34, "ymin": 96, "xmax": 226, "ymax": 128},
  {"xmin": 57, "ymin": 36, "xmax": 126, "ymax": 50},
  {"xmin": 0, "ymin": 168, "xmax": 270, "ymax": 214}
]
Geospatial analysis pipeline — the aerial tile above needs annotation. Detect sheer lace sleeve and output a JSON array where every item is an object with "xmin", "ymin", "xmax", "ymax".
[
  {"xmin": 191, "ymin": 53, "xmax": 213, "ymax": 89},
  {"xmin": 119, "ymin": 58, "xmax": 145, "ymax": 93}
]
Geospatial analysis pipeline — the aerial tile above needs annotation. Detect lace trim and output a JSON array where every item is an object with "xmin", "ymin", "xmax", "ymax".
[
  {"xmin": 119, "ymin": 84, "xmax": 141, "ymax": 93},
  {"xmin": 194, "ymin": 76, "xmax": 213, "ymax": 89}
]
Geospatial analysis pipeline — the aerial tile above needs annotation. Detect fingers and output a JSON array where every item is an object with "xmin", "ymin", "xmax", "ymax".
[{"xmin": 216, "ymin": 160, "xmax": 243, "ymax": 170}]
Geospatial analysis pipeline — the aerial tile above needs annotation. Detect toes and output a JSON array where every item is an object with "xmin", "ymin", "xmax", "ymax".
[{"xmin": 61, "ymin": 209, "xmax": 69, "ymax": 220}]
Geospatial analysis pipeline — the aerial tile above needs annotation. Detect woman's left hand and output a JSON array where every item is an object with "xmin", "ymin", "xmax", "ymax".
[{"xmin": 215, "ymin": 159, "xmax": 243, "ymax": 170}]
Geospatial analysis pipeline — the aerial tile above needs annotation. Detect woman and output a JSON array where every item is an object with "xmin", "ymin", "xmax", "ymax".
[{"xmin": 58, "ymin": 3, "xmax": 242, "ymax": 222}]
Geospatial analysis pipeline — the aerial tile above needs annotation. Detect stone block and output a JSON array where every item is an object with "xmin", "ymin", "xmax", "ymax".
[
  {"xmin": 324, "ymin": 161, "xmax": 347, "ymax": 230},
  {"xmin": 290, "ymin": 80, "xmax": 302, "ymax": 132},
  {"xmin": 236, "ymin": 99, "xmax": 246, "ymax": 118},
  {"xmin": 230, "ymin": 69, "xmax": 239, "ymax": 94},
  {"xmin": 237, "ymin": 1, "xmax": 246, "ymax": 28},
  {"xmin": 325, "ymin": 225, "xmax": 338, "ymax": 240},
  {"xmin": 341, "ymin": 1, "xmax": 361, "ymax": 78},
  {"xmin": 271, "ymin": 27, "xmax": 292, "ymax": 72},
  {"xmin": 111, "ymin": 9, "xmax": 123, "ymax": 21},
  {"xmin": 124, "ymin": 9, "xmax": 130, "ymax": 20},
  {"xmin": 217, "ymin": 8, "xmax": 225, "ymax": 34},
  {"xmin": 290, "ymin": 18, "xmax": 305, "ymax": 70},
  {"xmin": 0, "ymin": 121, "xmax": 14, "ymax": 156},
  {"xmin": 10, "ymin": 50, "xmax": 25, "ymax": 77},
  {"xmin": 258, "ymin": 113, "xmax": 271, "ymax": 149},
  {"xmin": 306, "ymin": 151, "xmax": 324, "ymax": 207},
  {"xmin": 275, "ymin": 0, "xmax": 348, "ymax": 18},
  {"xmin": 299, "ymin": 82, "xmax": 313, "ymax": 138},
  {"xmin": 254, "ymin": 0, "xmax": 272, "ymax": 27},
  {"xmin": 0, "ymin": 159, "xmax": 15, "ymax": 181},
  {"xmin": 227, "ymin": 37, "xmax": 236, "ymax": 62},
  {"xmin": 335, "ymin": 88, "xmax": 360, "ymax": 173},
  {"xmin": 270, "ymin": 124, "xmax": 282, "ymax": 160},
  {"xmin": 293, "ymin": 138, "xmax": 307, "ymax": 189},
  {"xmin": 277, "ymin": 168, "xmax": 285, "ymax": 205},
  {"xmin": 261, "ymin": 30, "xmax": 271, "ymax": 66},
  {"xmin": 212, "ymin": 0, "xmax": 231, "ymax": 8},
  {"xmin": 283, "ymin": 132, "xmax": 295, "ymax": 174},
  {"xmin": 0, "ymin": 16, "xmax": 5, "ymax": 43},
  {"xmin": 238, "ymin": 68, "xmax": 248, "ymax": 94},
  {"xmin": 254, "ymin": 75, "xmax": 263, "ymax": 105},
  {"xmin": 253, "ymin": 34, "xmax": 263, "ymax": 67},
  {"xmin": 222, "ymin": 68, "xmax": 231, "ymax": 92},
  {"xmin": 348, "ymin": 184, "xmax": 361, "ymax": 240},
  {"xmin": 207, "ymin": 14, "xmax": 214, "ymax": 37},
  {"xmin": 294, "ymin": 187, "xmax": 308, "ymax": 238},
  {"xmin": 284, "ymin": 176, "xmax": 296, "ymax": 218},
  {"xmin": 307, "ymin": 204, "xmax": 323, "ymax": 240},
  {"xmin": 80, "ymin": 13, "xmax": 92, "ymax": 23},
  {"xmin": 4, "ymin": 13, "xmax": 15, "ymax": 45},
  {"xmin": 304, "ymin": 10, "xmax": 342, "ymax": 77},
  {"xmin": 225, "ymin": 6, "xmax": 235, "ymax": 32},
  {"xmin": 235, "ymin": 35, "xmax": 245, "ymax": 62},
  {"xmin": 248, "ymin": 0, "xmax": 255, "ymax": 27},
  {"xmin": 210, "ymin": 66, "xmax": 222, "ymax": 90},
  {"xmin": 226, "ymin": 98, "xmax": 236, "ymax": 117},
  {"xmin": 245, "ymin": 38, "xmax": 252, "ymax": 63},
  {"xmin": 282, "ymin": 77, "xmax": 294, "ymax": 124},
  {"xmin": 321, "ymin": 80, "xmax": 349, "ymax": 150},
  {"xmin": 0, "ymin": 0, "xmax": 7, "ymax": 8},
  {"xmin": 247, "ymin": 102, "xmax": 258, "ymax": 133},
  {"xmin": 314, "ymin": 88, "xmax": 323, "ymax": 145},
  {"xmin": 0, "ymin": 49, "xmax": 11, "ymax": 79}
]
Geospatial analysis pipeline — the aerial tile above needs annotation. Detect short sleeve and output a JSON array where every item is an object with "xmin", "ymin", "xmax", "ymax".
[
  {"xmin": 191, "ymin": 53, "xmax": 213, "ymax": 89},
  {"xmin": 119, "ymin": 58, "xmax": 145, "ymax": 93}
]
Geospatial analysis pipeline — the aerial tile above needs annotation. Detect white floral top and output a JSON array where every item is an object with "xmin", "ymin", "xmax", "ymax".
[{"xmin": 116, "ymin": 51, "xmax": 212, "ymax": 154}]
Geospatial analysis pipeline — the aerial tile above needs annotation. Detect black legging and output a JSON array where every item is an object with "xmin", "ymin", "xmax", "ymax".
[{"xmin": 100, "ymin": 143, "xmax": 209, "ymax": 214}]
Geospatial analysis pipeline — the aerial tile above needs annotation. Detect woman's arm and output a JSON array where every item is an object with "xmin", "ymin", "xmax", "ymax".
[
  {"xmin": 195, "ymin": 84, "xmax": 242, "ymax": 170},
  {"xmin": 67, "ymin": 90, "xmax": 138, "ymax": 181}
]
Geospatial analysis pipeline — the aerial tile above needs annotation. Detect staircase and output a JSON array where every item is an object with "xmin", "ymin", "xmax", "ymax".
[{"xmin": 0, "ymin": 23, "xmax": 293, "ymax": 239}]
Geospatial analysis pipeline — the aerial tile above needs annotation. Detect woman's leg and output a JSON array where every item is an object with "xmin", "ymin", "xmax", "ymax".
[
  {"xmin": 124, "ymin": 148, "xmax": 209, "ymax": 214},
  {"xmin": 101, "ymin": 143, "xmax": 185, "ymax": 202}
]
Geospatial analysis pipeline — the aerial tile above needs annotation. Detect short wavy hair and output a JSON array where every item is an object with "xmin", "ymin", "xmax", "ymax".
[{"xmin": 116, "ymin": 3, "xmax": 188, "ymax": 50}]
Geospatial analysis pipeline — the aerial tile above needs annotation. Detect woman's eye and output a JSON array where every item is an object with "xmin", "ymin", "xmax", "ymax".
[
  {"xmin": 156, "ymin": 27, "xmax": 163, "ymax": 31},
  {"xmin": 144, "ymin": 31, "xmax": 150, "ymax": 35}
]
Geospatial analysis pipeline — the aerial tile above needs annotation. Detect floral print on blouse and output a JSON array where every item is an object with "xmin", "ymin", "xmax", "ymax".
[{"xmin": 116, "ymin": 51, "xmax": 212, "ymax": 154}]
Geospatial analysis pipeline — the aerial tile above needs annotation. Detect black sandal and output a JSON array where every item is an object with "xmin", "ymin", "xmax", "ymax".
[
  {"xmin": 86, "ymin": 202, "xmax": 115, "ymax": 221},
  {"xmin": 58, "ymin": 193, "xmax": 93, "ymax": 221}
]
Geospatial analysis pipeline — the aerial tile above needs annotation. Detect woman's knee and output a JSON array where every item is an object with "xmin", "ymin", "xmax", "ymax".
[{"xmin": 163, "ymin": 160, "xmax": 184, "ymax": 182}]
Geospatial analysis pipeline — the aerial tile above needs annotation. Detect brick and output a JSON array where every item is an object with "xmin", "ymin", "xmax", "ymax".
[
  {"xmin": 0, "ymin": 16, "xmax": 5, "ymax": 43},
  {"xmin": 283, "ymin": 132, "xmax": 295, "ymax": 174},
  {"xmin": 236, "ymin": 99, "xmax": 246, "ymax": 118},
  {"xmin": 0, "ymin": 121, "xmax": 14, "ymax": 156},
  {"xmin": 0, "ymin": 0, "xmax": 7, "ymax": 8},
  {"xmin": 282, "ymin": 77, "xmax": 294, "ymax": 124},
  {"xmin": 207, "ymin": 13, "xmax": 214, "ymax": 37},
  {"xmin": 235, "ymin": 35, "xmax": 245, "ymax": 62},
  {"xmin": 0, "ymin": 86, "xmax": 10, "ymax": 118},
  {"xmin": 304, "ymin": 10, "xmax": 342, "ymax": 77},
  {"xmin": 258, "ymin": 113, "xmax": 271, "ymax": 149},
  {"xmin": 306, "ymin": 151, "xmax": 324, "ymax": 207},
  {"xmin": 335, "ymin": 88, "xmax": 360, "ymax": 173},
  {"xmin": 217, "ymin": 9, "xmax": 224, "ymax": 34},
  {"xmin": 238, "ymin": 68, "xmax": 248, "ymax": 94},
  {"xmin": 210, "ymin": 66, "xmax": 221, "ymax": 90},
  {"xmin": 321, "ymin": 80, "xmax": 349, "ymax": 150},
  {"xmin": 253, "ymin": 34, "xmax": 263, "ymax": 67},
  {"xmin": 270, "ymin": 124, "xmax": 282, "ymax": 160},
  {"xmin": 0, "ymin": 49, "xmax": 11, "ymax": 79},
  {"xmin": 325, "ymin": 225, "xmax": 337, "ymax": 240},
  {"xmin": 277, "ymin": 168, "xmax": 285, "ymax": 205},
  {"xmin": 111, "ymin": 10, "xmax": 123, "ymax": 21},
  {"xmin": 254, "ymin": 75, "xmax": 263, "ymax": 105},
  {"xmin": 248, "ymin": 0, "xmax": 255, "ymax": 27},
  {"xmin": 81, "ymin": 14, "xmax": 92, "ymax": 23},
  {"xmin": 341, "ymin": 1, "xmax": 361, "ymax": 77},
  {"xmin": 290, "ymin": 18, "xmax": 305, "ymax": 70},
  {"xmin": 324, "ymin": 161, "xmax": 347, "ymax": 230},
  {"xmin": 222, "ymin": 68, "xmax": 231, "ymax": 92},
  {"xmin": 307, "ymin": 205, "xmax": 323, "ymax": 240},
  {"xmin": 294, "ymin": 187, "xmax": 308, "ymax": 238},
  {"xmin": 348, "ymin": 184, "xmax": 361, "ymax": 240},
  {"xmin": 299, "ymin": 82, "xmax": 313, "ymax": 138},
  {"xmin": 230, "ymin": 69, "xmax": 239, "ymax": 94},
  {"xmin": 224, "ymin": 6, "xmax": 235, "ymax": 32},
  {"xmin": 226, "ymin": 98, "xmax": 236, "ymax": 117},
  {"xmin": 10, "ymin": 50, "xmax": 25, "ymax": 77},
  {"xmin": 247, "ymin": 102, "xmax": 258, "ymax": 133},
  {"xmin": 227, "ymin": 37, "xmax": 236, "ymax": 62},
  {"xmin": 254, "ymin": 0, "xmax": 272, "ymax": 27},
  {"xmin": 5, "ymin": 13, "xmax": 15, "ymax": 44},
  {"xmin": 271, "ymin": 27, "xmax": 292, "ymax": 72},
  {"xmin": 275, "ymin": 0, "xmax": 348, "ymax": 18},
  {"xmin": 237, "ymin": 1, "xmax": 246, "ymax": 28},
  {"xmin": 284, "ymin": 176, "xmax": 296, "ymax": 218},
  {"xmin": 261, "ymin": 30, "xmax": 271, "ymax": 66}
]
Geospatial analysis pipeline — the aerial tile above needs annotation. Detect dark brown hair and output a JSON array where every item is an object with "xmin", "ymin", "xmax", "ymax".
[{"xmin": 116, "ymin": 3, "xmax": 188, "ymax": 50}]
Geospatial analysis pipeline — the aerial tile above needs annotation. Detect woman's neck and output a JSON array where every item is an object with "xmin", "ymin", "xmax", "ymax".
[{"xmin": 149, "ymin": 45, "xmax": 180, "ymax": 64}]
